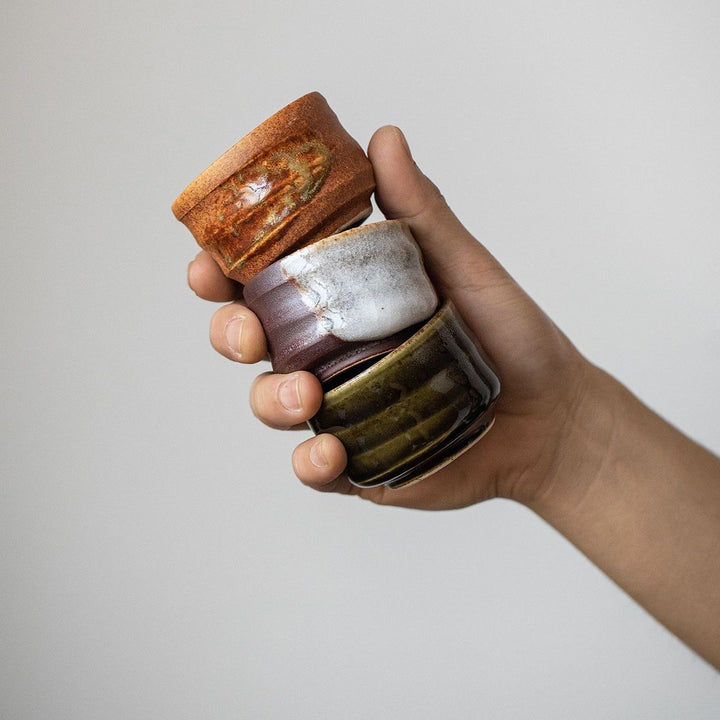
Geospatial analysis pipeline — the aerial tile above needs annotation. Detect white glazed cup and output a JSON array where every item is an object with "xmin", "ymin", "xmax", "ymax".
[{"xmin": 242, "ymin": 220, "xmax": 439, "ymax": 384}]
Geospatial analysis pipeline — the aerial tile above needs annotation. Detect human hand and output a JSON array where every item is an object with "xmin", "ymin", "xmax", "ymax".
[
  {"xmin": 187, "ymin": 126, "xmax": 603, "ymax": 510},
  {"xmin": 187, "ymin": 124, "xmax": 720, "ymax": 664}
]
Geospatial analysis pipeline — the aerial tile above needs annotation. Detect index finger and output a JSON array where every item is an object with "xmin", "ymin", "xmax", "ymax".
[{"xmin": 187, "ymin": 250, "xmax": 241, "ymax": 302}]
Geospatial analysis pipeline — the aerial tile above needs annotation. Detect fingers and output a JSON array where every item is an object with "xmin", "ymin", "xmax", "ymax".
[
  {"xmin": 250, "ymin": 371, "xmax": 352, "ymax": 491},
  {"xmin": 249, "ymin": 371, "xmax": 324, "ymax": 430},
  {"xmin": 210, "ymin": 301, "xmax": 268, "ymax": 364},
  {"xmin": 189, "ymin": 251, "xmax": 268, "ymax": 362},
  {"xmin": 292, "ymin": 435, "xmax": 352, "ymax": 493},
  {"xmin": 187, "ymin": 250, "xmax": 240, "ymax": 302},
  {"xmin": 194, "ymin": 250, "xmax": 347, "ymax": 492}
]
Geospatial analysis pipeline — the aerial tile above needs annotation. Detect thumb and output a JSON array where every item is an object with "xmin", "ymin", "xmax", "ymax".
[
  {"xmin": 368, "ymin": 126, "xmax": 488, "ymax": 288},
  {"xmin": 367, "ymin": 126, "xmax": 518, "ymax": 326},
  {"xmin": 367, "ymin": 126, "xmax": 559, "ymax": 389}
]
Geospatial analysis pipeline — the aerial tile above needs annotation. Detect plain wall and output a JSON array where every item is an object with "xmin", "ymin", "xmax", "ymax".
[{"xmin": 2, "ymin": 1, "xmax": 719, "ymax": 717}]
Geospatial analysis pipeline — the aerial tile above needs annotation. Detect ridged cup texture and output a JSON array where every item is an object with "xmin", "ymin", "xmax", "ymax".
[{"xmin": 309, "ymin": 302, "xmax": 501, "ymax": 488}]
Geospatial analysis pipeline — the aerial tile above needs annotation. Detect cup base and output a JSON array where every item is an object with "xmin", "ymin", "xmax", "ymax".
[{"xmin": 347, "ymin": 403, "xmax": 497, "ymax": 490}]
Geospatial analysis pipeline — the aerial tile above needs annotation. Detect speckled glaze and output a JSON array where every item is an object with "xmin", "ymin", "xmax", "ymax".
[
  {"xmin": 243, "ymin": 221, "xmax": 438, "ymax": 382},
  {"xmin": 309, "ymin": 302, "xmax": 501, "ymax": 488},
  {"xmin": 172, "ymin": 92, "xmax": 375, "ymax": 284}
]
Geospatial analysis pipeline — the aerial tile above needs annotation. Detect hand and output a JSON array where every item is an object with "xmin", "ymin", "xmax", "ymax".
[
  {"xmin": 187, "ymin": 126, "xmax": 602, "ymax": 510},
  {"xmin": 187, "ymin": 125, "xmax": 720, "ymax": 664}
]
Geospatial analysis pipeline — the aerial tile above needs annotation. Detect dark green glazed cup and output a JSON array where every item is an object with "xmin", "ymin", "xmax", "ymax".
[{"xmin": 309, "ymin": 301, "xmax": 501, "ymax": 489}]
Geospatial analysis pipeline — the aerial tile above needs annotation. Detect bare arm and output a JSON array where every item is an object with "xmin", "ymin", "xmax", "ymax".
[{"xmin": 528, "ymin": 363, "xmax": 720, "ymax": 667}]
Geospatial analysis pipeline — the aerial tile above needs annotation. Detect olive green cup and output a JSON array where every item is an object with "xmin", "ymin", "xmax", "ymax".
[{"xmin": 309, "ymin": 301, "xmax": 501, "ymax": 489}]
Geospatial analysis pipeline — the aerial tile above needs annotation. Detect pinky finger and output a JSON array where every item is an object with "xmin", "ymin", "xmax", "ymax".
[{"xmin": 292, "ymin": 435, "xmax": 354, "ymax": 494}]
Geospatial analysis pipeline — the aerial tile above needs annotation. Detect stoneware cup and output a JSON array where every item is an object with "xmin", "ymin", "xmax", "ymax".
[
  {"xmin": 243, "ymin": 220, "xmax": 439, "ymax": 383},
  {"xmin": 172, "ymin": 92, "xmax": 376, "ymax": 284},
  {"xmin": 309, "ymin": 301, "xmax": 501, "ymax": 489}
]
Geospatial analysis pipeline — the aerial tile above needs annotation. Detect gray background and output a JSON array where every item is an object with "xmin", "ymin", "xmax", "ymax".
[{"xmin": 2, "ymin": 0, "xmax": 719, "ymax": 717}]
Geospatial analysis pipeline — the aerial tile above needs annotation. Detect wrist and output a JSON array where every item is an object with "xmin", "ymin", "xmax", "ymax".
[
  {"xmin": 516, "ymin": 359, "xmax": 720, "ymax": 668},
  {"xmin": 513, "ymin": 358, "xmax": 620, "ymax": 517}
]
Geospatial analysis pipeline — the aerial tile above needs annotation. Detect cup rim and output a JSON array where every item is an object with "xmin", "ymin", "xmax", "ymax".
[
  {"xmin": 289, "ymin": 218, "xmax": 409, "ymax": 255},
  {"xmin": 243, "ymin": 218, "xmax": 415, "ymax": 292},
  {"xmin": 171, "ymin": 91, "xmax": 329, "ymax": 221},
  {"xmin": 320, "ymin": 300, "xmax": 456, "ymax": 401}
]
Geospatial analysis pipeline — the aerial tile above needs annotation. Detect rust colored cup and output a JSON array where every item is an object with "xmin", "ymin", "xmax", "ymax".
[{"xmin": 172, "ymin": 92, "xmax": 376, "ymax": 284}]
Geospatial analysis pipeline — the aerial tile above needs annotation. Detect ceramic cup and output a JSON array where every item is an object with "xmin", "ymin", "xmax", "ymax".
[
  {"xmin": 243, "ymin": 220, "xmax": 439, "ymax": 382},
  {"xmin": 309, "ymin": 301, "xmax": 501, "ymax": 489},
  {"xmin": 172, "ymin": 92, "xmax": 375, "ymax": 284}
]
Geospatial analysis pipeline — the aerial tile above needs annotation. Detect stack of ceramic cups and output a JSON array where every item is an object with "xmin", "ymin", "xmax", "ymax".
[{"xmin": 172, "ymin": 92, "xmax": 500, "ymax": 489}]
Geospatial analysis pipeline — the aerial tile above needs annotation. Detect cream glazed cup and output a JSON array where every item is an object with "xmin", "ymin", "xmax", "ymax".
[{"xmin": 242, "ymin": 220, "xmax": 439, "ymax": 383}]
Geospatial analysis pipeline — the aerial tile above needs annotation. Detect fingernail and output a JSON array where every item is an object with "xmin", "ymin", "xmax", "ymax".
[
  {"xmin": 394, "ymin": 127, "xmax": 413, "ymax": 160},
  {"xmin": 187, "ymin": 259, "xmax": 197, "ymax": 291},
  {"xmin": 278, "ymin": 375, "xmax": 302, "ymax": 412},
  {"xmin": 224, "ymin": 316, "xmax": 244, "ymax": 360},
  {"xmin": 309, "ymin": 438, "xmax": 329, "ymax": 469}
]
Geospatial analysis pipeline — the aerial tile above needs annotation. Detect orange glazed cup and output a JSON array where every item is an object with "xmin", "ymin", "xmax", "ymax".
[{"xmin": 172, "ymin": 92, "xmax": 376, "ymax": 284}]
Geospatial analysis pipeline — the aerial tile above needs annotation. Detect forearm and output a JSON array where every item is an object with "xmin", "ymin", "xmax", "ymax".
[{"xmin": 529, "ymin": 364, "xmax": 720, "ymax": 668}]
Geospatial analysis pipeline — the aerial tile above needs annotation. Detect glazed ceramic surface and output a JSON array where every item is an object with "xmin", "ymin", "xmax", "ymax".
[
  {"xmin": 243, "ymin": 220, "xmax": 438, "ymax": 382},
  {"xmin": 309, "ymin": 302, "xmax": 501, "ymax": 488},
  {"xmin": 172, "ymin": 92, "xmax": 375, "ymax": 284}
]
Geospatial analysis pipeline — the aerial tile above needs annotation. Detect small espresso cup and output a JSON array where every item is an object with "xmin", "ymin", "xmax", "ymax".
[
  {"xmin": 243, "ymin": 220, "xmax": 438, "ymax": 383},
  {"xmin": 309, "ymin": 301, "xmax": 501, "ymax": 489},
  {"xmin": 172, "ymin": 92, "xmax": 375, "ymax": 284}
]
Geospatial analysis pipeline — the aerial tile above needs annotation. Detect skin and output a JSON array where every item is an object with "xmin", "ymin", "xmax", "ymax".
[{"xmin": 188, "ymin": 126, "xmax": 720, "ymax": 668}]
